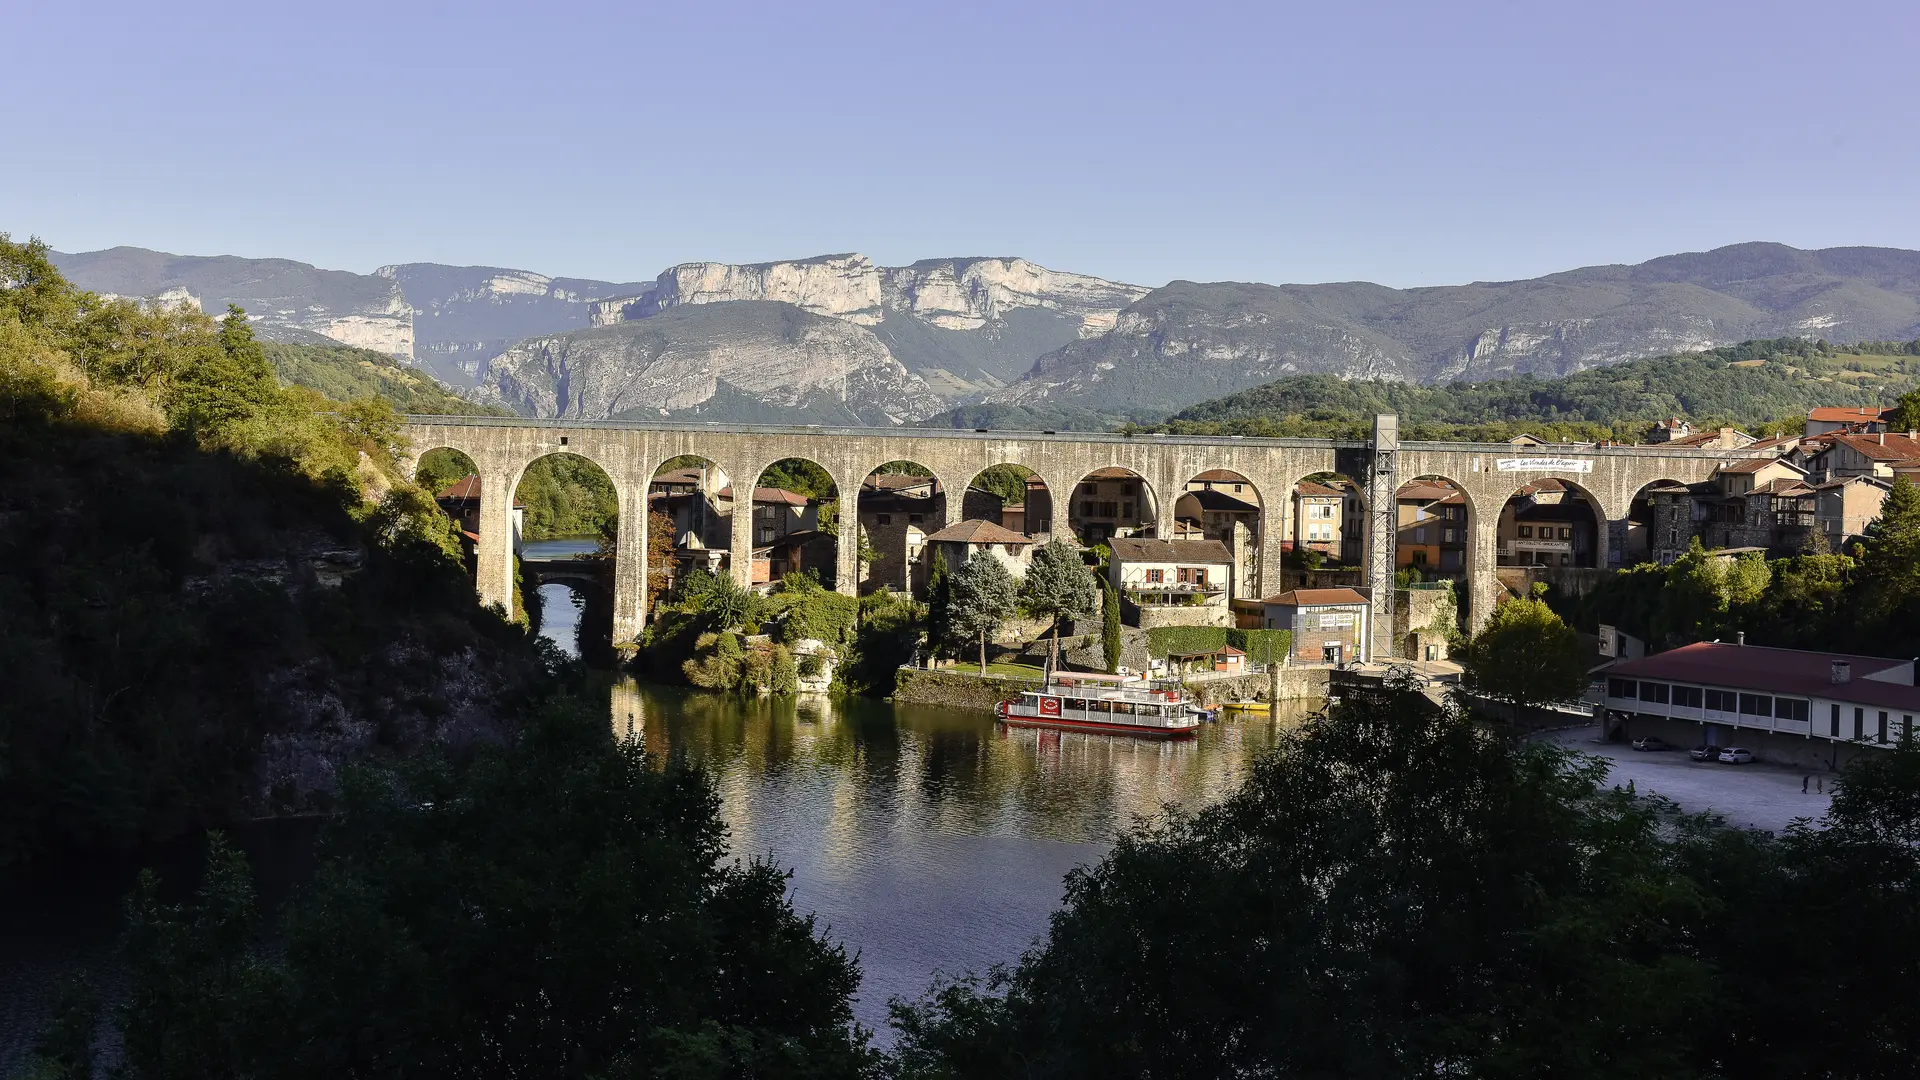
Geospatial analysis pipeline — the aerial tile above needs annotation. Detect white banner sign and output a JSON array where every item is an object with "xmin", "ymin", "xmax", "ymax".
[{"xmin": 1496, "ymin": 457, "xmax": 1594, "ymax": 473}]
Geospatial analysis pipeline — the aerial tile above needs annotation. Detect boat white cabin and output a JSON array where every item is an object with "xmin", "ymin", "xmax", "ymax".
[{"xmin": 995, "ymin": 672, "xmax": 1209, "ymax": 737}]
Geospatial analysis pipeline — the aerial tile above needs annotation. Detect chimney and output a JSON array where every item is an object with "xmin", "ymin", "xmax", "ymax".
[
  {"xmin": 1736, "ymin": 632, "xmax": 1746, "ymax": 646},
  {"xmin": 1879, "ymin": 432, "xmax": 1886, "ymax": 445},
  {"xmin": 1832, "ymin": 660, "xmax": 1851, "ymax": 685}
]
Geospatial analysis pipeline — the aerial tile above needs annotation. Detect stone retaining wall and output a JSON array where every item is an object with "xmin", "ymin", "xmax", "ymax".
[{"xmin": 1182, "ymin": 668, "xmax": 1331, "ymax": 707}]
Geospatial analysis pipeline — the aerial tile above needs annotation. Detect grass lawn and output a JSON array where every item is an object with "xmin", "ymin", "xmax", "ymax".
[{"xmin": 981, "ymin": 662, "xmax": 1045, "ymax": 678}]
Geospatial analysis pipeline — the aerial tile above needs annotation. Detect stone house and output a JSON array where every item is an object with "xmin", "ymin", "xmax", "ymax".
[
  {"xmin": 960, "ymin": 475, "xmax": 1051, "ymax": 538},
  {"xmin": 1808, "ymin": 431, "xmax": 1920, "ymax": 482},
  {"xmin": 858, "ymin": 474, "xmax": 943, "ymax": 594},
  {"xmin": 1646, "ymin": 458, "xmax": 1823, "ymax": 563},
  {"xmin": 1396, "ymin": 479, "xmax": 1468, "ymax": 574},
  {"xmin": 1172, "ymin": 473, "xmax": 1262, "ymax": 596},
  {"xmin": 1072, "ymin": 467, "xmax": 1154, "ymax": 543},
  {"xmin": 1260, "ymin": 587, "xmax": 1372, "ymax": 666},
  {"xmin": 918, "ymin": 519, "xmax": 1034, "ymax": 591},
  {"xmin": 1497, "ymin": 478, "xmax": 1599, "ymax": 568},
  {"xmin": 1805, "ymin": 406, "xmax": 1894, "ymax": 436},
  {"xmin": 1814, "ymin": 475, "xmax": 1891, "ymax": 550},
  {"xmin": 1107, "ymin": 537, "xmax": 1235, "ymax": 629}
]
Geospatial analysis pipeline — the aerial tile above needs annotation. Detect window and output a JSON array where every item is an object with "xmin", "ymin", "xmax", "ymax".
[
  {"xmin": 1519, "ymin": 526, "xmax": 1533, "ymax": 538},
  {"xmin": 1448, "ymin": 506, "xmax": 1462, "ymax": 520},
  {"xmin": 1412, "ymin": 550, "xmax": 1428, "ymax": 565},
  {"xmin": 1906, "ymin": 715, "xmax": 1915, "ymax": 741},
  {"xmin": 1856, "ymin": 707, "xmax": 1865, "ymax": 741},
  {"xmin": 1879, "ymin": 712, "xmax": 1889, "ymax": 743},
  {"xmin": 1177, "ymin": 567, "xmax": 1205, "ymax": 585},
  {"xmin": 1443, "ymin": 528, "xmax": 1456, "ymax": 542},
  {"xmin": 1705, "ymin": 689, "xmax": 1736, "ymax": 712},
  {"xmin": 1639, "ymin": 682, "xmax": 1670, "ymax": 704},
  {"xmin": 1233, "ymin": 483, "xmax": 1243, "ymax": 492},
  {"xmin": 1776, "ymin": 698, "xmax": 1809, "ymax": 723},
  {"xmin": 1673, "ymin": 686, "xmax": 1703, "ymax": 709},
  {"xmin": 1739, "ymin": 694, "xmax": 1772, "ymax": 717},
  {"xmin": 876, "ymin": 514, "xmax": 891, "ymax": 526},
  {"xmin": 909, "ymin": 514, "xmax": 923, "ymax": 524},
  {"xmin": 1609, "ymin": 678, "xmax": 1635, "ymax": 698},
  {"xmin": 1146, "ymin": 568, "xmax": 1164, "ymax": 584},
  {"xmin": 1559, "ymin": 527, "xmax": 1572, "ymax": 540},
  {"xmin": 757, "ymin": 528, "xmax": 774, "ymax": 544},
  {"xmin": 1122, "ymin": 503, "xmax": 1134, "ymax": 518},
  {"xmin": 1830, "ymin": 703, "xmax": 1841, "ymax": 737}
]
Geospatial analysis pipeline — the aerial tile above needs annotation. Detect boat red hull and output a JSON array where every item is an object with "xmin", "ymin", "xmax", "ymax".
[{"xmin": 997, "ymin": 712, "xmax": 1198, "ymax": 739}]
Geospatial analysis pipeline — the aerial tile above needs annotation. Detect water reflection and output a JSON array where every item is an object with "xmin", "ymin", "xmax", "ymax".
[
  {"xmin": 534, "ymin": 582, "xmax": 585, "ymax": 658},
  {"xmin": 597, "ymin": 678, "xmax": 1320, "ymax": 1031}
]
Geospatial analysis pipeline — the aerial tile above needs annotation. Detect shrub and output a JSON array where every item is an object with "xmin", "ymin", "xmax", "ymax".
[{"xmin": 1145, "ymin": 626, "xmax": 1229, "ymax": 658}]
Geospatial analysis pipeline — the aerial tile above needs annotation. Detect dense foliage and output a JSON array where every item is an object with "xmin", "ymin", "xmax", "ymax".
[
  {"xmin": 966, "ymin": 463, "xmax": 1035, "ymax": 507},
  {"xmin": 1019, "ymin": 539, "xmax": 1098, "ymax": 665},
  {"xmin": 1158, "ymin": 338, "xmax": 1920, "ymax": 441},
  {"xmin": 0, "ymin": 234, "xmax": 554, "ymax": 869},
  {"xmin": 516, "ymin": 452, "xmax": 619, "ymax": 542},
  {"xmin": 944, "ymin": 551, "xmax": 1020, "ymax": 674},
  {"xmin": 46, "ymin": 701, "xmax": 875, "ymax": 1080},
  {"xmin": 262, "ymin": 341, "xmax": 497, "ymax": 416},
  {"xmin": 1458, "ymin": 591, "xmax": 1590, "ymax": 720},
  {"xmin": 889, "ymin": 679, "xmax": 1920, "ymax": 1079},
  {"xmin": 1561, "ymin": 484, "xmax": 1920, "ymax": 660}
]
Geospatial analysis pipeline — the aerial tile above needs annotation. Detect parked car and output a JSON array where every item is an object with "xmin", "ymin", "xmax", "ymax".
[
  {"xmin": 1717, "ymin": 747, "xmax": 1755, "ymax": 764},
  {"xmin": 1688, "ymin": 745, "xmax": 1720, "ymax": 761},
  {"xmin": 1631, "ymin": 736, "xmax": 1673, "ymax": 752}
]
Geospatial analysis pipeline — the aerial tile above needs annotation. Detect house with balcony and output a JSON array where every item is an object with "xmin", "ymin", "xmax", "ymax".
[
  {"xmin": 1597, "ymin": 641, "xmax": 1920, "ymax": 770},
  {"xmin": 1807, "ymin": 430, "xmax": 1920, "ymax": 482},
  {"xmin": 1497, "ymin": 478, "xmax": 1599, "ymax": 568},
  {"xmin": 1108, "ymin": 537, "xmax": 1234, "ymax": 628},
  {"xmin": 1644, "ymin": 458, "xmax": 1823, "ymax": 563}
]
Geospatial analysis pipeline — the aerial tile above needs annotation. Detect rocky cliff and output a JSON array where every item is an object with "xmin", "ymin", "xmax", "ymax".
[
  {"xmin": 590, "ymin": 254, "xmax": 1149, "ymax": 392},
  {"xmin": 982, "ymin": 243, "xmax": 1920, "ymax": 420},
  {"xmin": 472, "ymin": 300, "xmax": 944, "ymax": 425},
  {"xmin": 54, "ymin": 247, "xmax": 415, "ymax": 357},
  {"xmin": 376, "ymin": 263, "xmax": 653, "ymax": 387}
]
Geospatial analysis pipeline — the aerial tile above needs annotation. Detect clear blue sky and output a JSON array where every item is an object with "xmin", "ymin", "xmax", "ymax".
[{"xmin": 5, "ymin": 0, "xmax": 1916, "ymax": 288}]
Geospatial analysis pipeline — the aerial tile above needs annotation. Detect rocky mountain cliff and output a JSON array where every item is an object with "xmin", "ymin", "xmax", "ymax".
[
  {"xmin": 53, "ymin": 247, "xmax": 416, "ymax": 356},
  {"xmin": 588, "ymin": 253, "xmax": 1149, "ymax": 394},
  {"xmin": 979, "ymin": 243, "xmax": 1920, "ymax": 421},
  {"xmin": 375, "ymin": 263, "xmax": 653, "ymax": 387},
  {"xmin": 472, "ymin": 300, "xmax": 945, "ymax": 425}
]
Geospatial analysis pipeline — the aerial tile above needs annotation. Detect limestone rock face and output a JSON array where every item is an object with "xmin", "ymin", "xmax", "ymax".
[
  {"xmin": 55, "ymin": 247, "xmax": 415, "ymax": 359},
  {"xmin": 472, "ymin": 301, "xmax": 944, "ymax": 425},
  {"xmin": 636, "ymin": 254, "xmax": 887, "ymax": 324},
  {"xmin": 881, "ymin": 258, "xmax": 1149, "ymax": 334},
  {"xmin": 377, "ymin": 263, "xmax": 653, "ymax": 387}
]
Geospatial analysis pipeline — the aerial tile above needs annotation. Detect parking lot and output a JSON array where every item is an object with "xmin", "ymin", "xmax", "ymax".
[{"xmin": 1540, "ymin": 727, "xmax": 1832, "ymax": 833}]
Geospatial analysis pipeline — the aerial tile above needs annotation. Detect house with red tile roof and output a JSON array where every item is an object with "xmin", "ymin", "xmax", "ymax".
[
  {"xmin": 1809, "ymin": 430, "xmax": 1920, "ymax": 482},
  {"xmin": 1109, "ymin": 537, "xmax": 1236, "ymax": 628},
  {"xmin": 434, "ymin": 475, "xmax": 524, "ymax": 551},
  {"xmin": 1805, "ymin": 405, "xmax": 1895, "ymax": 436},
  {"xmin": 1598, "ymin": 641, "xmax": 1920, "ymax": 769}
]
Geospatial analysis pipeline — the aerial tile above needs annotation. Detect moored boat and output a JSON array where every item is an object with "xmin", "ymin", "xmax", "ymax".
[{"xmin": 995, "ymin": 672, "xmax": 1210, "ymax": 737}]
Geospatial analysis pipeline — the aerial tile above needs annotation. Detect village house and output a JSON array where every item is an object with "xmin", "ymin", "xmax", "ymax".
[
  {"xmin": 1814, "ymin": 475, "xmax": 1891, "ymax": 550},
  {"xmin": 1807, "ymin": 430, "xmax": 1920, "ymax": 483},
  {"xmin": 1497, "ymin": 478, "xmax": 1600, "ymax": 568},
  {"xmin": 1107, "ymin": 537, "xmax": 1235, "ymax": 628},
  {"xmin": 1597, "ymin": 641, "xmax": 1920, "ymax": 770},
  {"xmin": 917, "ymin": 519, "xmax": 1034, "ymax": 591},
  {"xmin": 435, "ymin": 475, "xmax": 524, "ymax": 553},
  {"xmin": 1260, "ymin": 587, "xmax": 1372, "ymax": 666},
  {"xmin": 1072, "ymin": 467, "xmax": 1155, "ymax": 543},
  {"xmin": 1805, "ymin": 405, "xmax": 1895, "ymax": 437},
  {"xmin": 1291, "ymin": 480, "xmax": 1345, "ymax": 559},
  {"xmin": 959, "ymin": 475, "xmax": 1051, "ymax": 537},
  {"xmin": 1171, "ymin": 470, "xmax": 1262, "ymax": 595},
  {"xmin": 1396, "ymin": 479, "xmax": 1468, "ymax": 574},
  {"xmin": 858, "ymin": 473, "xmax": 942, "ymax": 594}
]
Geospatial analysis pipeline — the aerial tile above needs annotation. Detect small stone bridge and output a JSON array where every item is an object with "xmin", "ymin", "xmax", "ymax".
[{"xmin": 399, "ymin": 415, "xmax": 1769, "ymax": 656}]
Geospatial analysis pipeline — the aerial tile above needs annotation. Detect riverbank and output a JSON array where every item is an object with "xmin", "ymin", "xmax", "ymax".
[{"xmin": 891, "ymin": 665, "xmax": 1333, "ymax": 714}]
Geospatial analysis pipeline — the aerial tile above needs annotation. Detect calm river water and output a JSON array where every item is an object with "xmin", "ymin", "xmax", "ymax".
[{"xmin": 0, "ymin": 570, "xmax": 1318, "ymax": 1058}]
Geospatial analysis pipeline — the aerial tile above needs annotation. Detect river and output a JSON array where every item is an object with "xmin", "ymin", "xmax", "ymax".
[{"xmin": 0, "ymin": 567, "xmax": 1320, "ymax": 1058}]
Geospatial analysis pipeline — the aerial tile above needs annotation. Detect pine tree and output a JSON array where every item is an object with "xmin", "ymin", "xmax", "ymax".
[
  {"xmin": 925, "ymin": 549, "xmax": 952, "ymax": 661},
  {"xmin": 1020, "ymin": 538, "xmax": 1098, "ymax": 669},
  {"xmin": 1852, "ymin": 476, "xmax": 1920, "ymax": 632},
  {"xmin": 1101, "ymin": 580, "xmax": 1122, "ymax": 673},
  {"xmin": 949, "ymin": 551, "xmax": 1020, "ymax": 675}
]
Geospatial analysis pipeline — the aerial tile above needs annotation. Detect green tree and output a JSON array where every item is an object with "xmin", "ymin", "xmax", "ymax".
[
  {"xmin": 1889, "ymin": 386, "xmax": 1920, "ymax": 432},
  {"xmin": 948, "ymin": 551, "xmax": 1020, "ymax": 675},
  {"xmin": 1019, "ymin": 538, "xmax": 1098, "ymax": 668},
  {"xmin": 1100, "ymin": 580, "xmax": 1122, "ymax": 673},
  {"xmin": 1457, "ymin": 591, "xmax": 1588, "ymax": 724},
  {"xmin": 968, "ymin": 464, "xmax": 1033, "ymax": 508},
  {"xmin": 889, "ymin": 679, "xmax": 1714, "ymax": 1078},
  {"xmin": 924, "ymin": 549, "xmax": 952, "ymax": 661},
  {"xmin": 1850, "ymin": 476, "xmax": 1920, "ymax": 630},
  {"xmin": 166, "ymin": 306, "xmax": 279, "ymax": 439},
  {"xmin": 104, "ymin": 702, "xmax": 876, "ymax": 1079}
]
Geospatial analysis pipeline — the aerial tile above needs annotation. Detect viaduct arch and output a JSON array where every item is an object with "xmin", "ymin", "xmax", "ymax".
[{"xmin": 400, "ymin": 416, "xmax": 1767, "ymax": 655}]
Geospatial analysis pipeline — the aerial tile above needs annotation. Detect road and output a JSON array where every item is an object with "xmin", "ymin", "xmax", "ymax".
[{"xmin": 1542, "ymin": 727, "xmax": 1832, "ymax": 833}]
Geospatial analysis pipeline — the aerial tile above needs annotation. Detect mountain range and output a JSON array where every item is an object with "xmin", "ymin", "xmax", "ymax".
[{"xmin": 49, "ymin": 242, "xmax": 1920, "ymax": 426}]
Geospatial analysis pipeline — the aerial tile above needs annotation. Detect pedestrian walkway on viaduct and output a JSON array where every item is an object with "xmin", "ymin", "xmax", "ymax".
[{"xmin": 399, "ymin": 415, "xmax": 1770, "ymax": 657}]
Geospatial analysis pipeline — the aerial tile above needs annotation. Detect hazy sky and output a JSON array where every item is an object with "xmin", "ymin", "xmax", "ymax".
[{"xmin": 5, "ymin": 0, "xmax": 1916, "ymax": 288}]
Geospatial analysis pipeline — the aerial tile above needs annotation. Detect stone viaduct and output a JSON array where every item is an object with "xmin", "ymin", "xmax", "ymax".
[{"xmin": 398, "ymin": 415, "xmax": 1770, "ymax": 656}]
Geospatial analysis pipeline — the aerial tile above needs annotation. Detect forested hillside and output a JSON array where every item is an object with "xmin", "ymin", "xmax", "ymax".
[
  {"xmin": 1160, "ymin": 338, "xmax": 1920, "ymax": 441},
  {"xmin": 263, "ymin": 341, "xmax": 499, "ymax": 415}
]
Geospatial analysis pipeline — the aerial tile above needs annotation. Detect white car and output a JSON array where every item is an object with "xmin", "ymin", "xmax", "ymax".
[{"xmin": 1716, "ymin": 747, "xmax": 1755, "ymax": 764}]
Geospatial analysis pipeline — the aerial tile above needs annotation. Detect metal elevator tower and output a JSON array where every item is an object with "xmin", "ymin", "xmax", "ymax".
[{"xmin": 1365, "ymin": 414, "xmax": 1399, "ymax": 663}]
